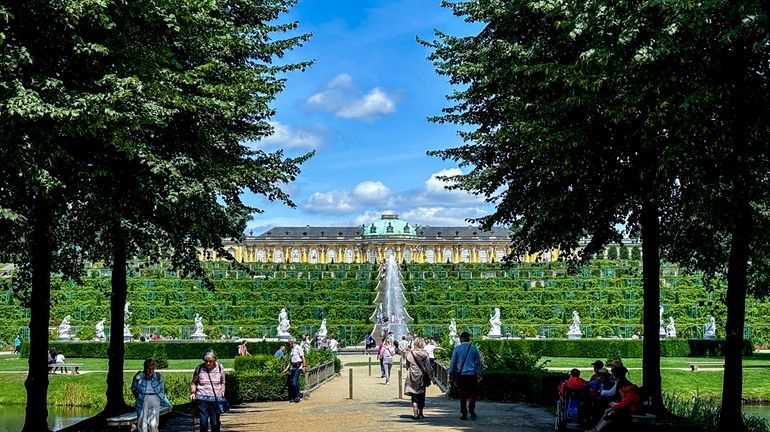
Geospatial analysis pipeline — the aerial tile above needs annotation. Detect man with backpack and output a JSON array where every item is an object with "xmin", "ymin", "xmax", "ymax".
[{"xmin": 448, "ymin": 332, "xmax": 483, "ymax": 420}]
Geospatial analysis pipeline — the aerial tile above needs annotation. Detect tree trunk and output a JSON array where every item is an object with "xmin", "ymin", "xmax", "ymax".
[
  {"xmin": 102, "ymin": 224, "xmax": 132, "ymax": 415},
  {"xmin": 22, "ymin": 195, "xmax": 53, "ymax": 432},
  {"xmin": 640, "ymin": 199, "xmax": 665, "ymax": 413},
  {"xmin": 718, "ymin": 198, "xmax": 751, "ymax": 432}
]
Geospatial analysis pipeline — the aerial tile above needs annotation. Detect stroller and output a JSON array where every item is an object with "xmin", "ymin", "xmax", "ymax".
[{"xmin": 555, "ymin": 386, "xmax": 589, "ymax": 431}]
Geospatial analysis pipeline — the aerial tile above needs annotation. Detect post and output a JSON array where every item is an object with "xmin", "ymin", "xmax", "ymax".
[
  {"xmin": 349, "ymin": 367, "xmax": 353, "ymax": 399},
  {"xmin": 398, "ymin": 368, "xmax": 403, "ymax": 399},
  {"xmin": 368, "ymin": 356, "xmax": 372, "ymax": 376}
]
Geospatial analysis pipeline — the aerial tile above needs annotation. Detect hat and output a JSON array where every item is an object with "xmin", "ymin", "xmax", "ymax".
[
  {"xmin": 287, "ymin": 337, "xmax": 297, "ymax": 343},
  {"xmin": 591, "ymin": 360, "xmax": 604, "ymax": 368},
  {"xmin": 598, "ymin": 367, "xmax": 609, "ymax": 374},
  {"xmin": 610, "ymin": 360, "xmax": 624, "ymax": 368}
]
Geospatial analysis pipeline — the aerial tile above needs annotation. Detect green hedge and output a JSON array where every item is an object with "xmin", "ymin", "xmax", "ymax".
[
  {"xmin": 468, "ymin": 338, "xmax": 752, "ymax": 359},
  {"xmin": 226, "ymin": 371, "xmax": 294, "ymax": 402},
  {"xmin": 452, "ymin": 370, "xmax": 565, "ymax": 404},
  {"xmin": 21, "ymin": 341, "xmax": 286, "ymax": 359}
]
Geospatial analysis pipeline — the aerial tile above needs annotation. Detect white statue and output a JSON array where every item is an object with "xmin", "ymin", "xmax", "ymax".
[
  {"xmin": 666, "ymin": 316, "xmax": 677, "ymax": 338},
  {"xmin": 191, "ymin": 313, "xmax": 206, "ymax": 337},
  {"xmin": 659, "ymin": 306, "xmax": 667, "ymax": 338},
  {"xmin": 448, "ymin": 318, "xmax": 457, "ymax": 338},
  {"xmin": 318, "ymin": 318, "xmax": 328, "ymax": 337},
  {"xmin": 277, "ymin": 308, "xmax": 291, "ymax": 337},
  {"xmin": 487, "ymin": 307, "xmax": 502, "ymax": 337},
  {"xmin": 123, "ymin": 302, "xmax": 132, "ymax": 338},
  {"xmin": 568, "ymin": 311, "xmax": 583, "ymax": 339},
  {"xmin": 58, "ymin": 315, "xmax": 72, "ymax": 340},
  {"xmin": 95, "ymin": 318, "xmax": 106, "ymax": 340},
  {"xmin": 704, "ymin": 315, "xmax": 716, "ymax": 339}
]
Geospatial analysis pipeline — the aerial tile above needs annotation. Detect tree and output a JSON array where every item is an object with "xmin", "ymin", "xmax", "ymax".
[{"xmin": 421, "ymin": 0, "xmax": 696, "ymax": 414}]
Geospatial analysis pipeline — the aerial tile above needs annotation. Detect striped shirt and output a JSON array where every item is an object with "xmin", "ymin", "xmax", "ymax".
[{"xmin": 191, "ymin": 362, "xmax": 226, "ymax": 401}]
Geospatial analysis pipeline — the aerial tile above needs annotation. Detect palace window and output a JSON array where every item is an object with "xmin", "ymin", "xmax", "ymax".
[
  {"xmin": 291, "ymin": 249, "xmax": 301, "ymax": 263},
  {"xmin": 426, "ymin": 249, "xmax": 435, "ymax": 264},
  {"xmin": 309, "ymin": 249, "xmax": 318, "ymax": 264},
  {"xmin": 273, "ymin": 249, "xmax": 284, "ymax": 263},
  {"xmin": 404, "ymin": 248, "xmax": 412, "ymax": 263},
  {"xmin": 368, "ymin": 249, "xmax": 377, "ymax": 264},
  {"xmin": 327, "ymin": 249, "xmax": 336, "ymax": 263},
  {"xmin": 443, "ymin": 248, "xmax": 453, "ymax": 263},
  {"xmin": 256, "ymin": 249, "xmax": 265, "ymax": 262},
  {"xmin": 479, "ymin": 249, "xmax": 489, "ymax": 263},
  {"xmin": 344, "ymin": 249, "xmax": 354, "ymax": 264},
  {"xmin": 461, "ymin": 248, "xmax": 470, "ymax": 263},
  {"xmin": 495, "ymin": 248, "xmax": 505, "ymax": 262}
]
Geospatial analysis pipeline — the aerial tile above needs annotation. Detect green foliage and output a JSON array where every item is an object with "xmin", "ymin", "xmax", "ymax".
[
  {"xmin": 607, "ymin": 247, "xmax": 619, "ymax": 260},
  {"xmin": 152, "ymin": 345, "xmax": 169, "ymax": 369},
  {"xmin": 631, "ymin": 247, "xmax": 642, "ymax": 260},
  {"xmin": 233, "ymin": 355, "xmax": 282, "ymax": 372}
]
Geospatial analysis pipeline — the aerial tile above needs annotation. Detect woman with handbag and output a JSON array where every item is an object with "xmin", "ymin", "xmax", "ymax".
[
  {"xmin": 190, "ymin": 350, "xmax": 227, "ymax": 432},
  {"xmin": 404, "ymin": 338, "xmax": 434, "ymax": 419},
  {"xmin": 379, "ymin": 339, "xmax": 396, "ymax": 384},
  {"xmin": 131, "ymin": 358, "xmax": 171, "ymax": 432}
]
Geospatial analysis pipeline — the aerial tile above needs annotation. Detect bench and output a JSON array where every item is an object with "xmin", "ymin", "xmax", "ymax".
[
  {"xmin": 49, "ymin": 363, "xmax": 82, "ymax": 374},
  {"xmin": 689, "ymin": 362, "xmax": 724, "ymax": 371},
  {"xmin": 106, "ymin": 406, "xmax": 172, "ymax": 430}
]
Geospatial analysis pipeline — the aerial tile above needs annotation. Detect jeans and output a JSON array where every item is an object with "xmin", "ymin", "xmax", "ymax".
[
  {"xmin": 380, "ymin": 358, "xmax": 385, "ymax": 376},
  {"xmin": 197, "ymin": 400, "xmax": 220, "ymax": 432},
  {"xmin": 289, "ymin": 367, "xmax": 302, "ymax": 400},
  {"xmin": 383, "ymin": 359, "xmax": 393, "ymax": 382}
]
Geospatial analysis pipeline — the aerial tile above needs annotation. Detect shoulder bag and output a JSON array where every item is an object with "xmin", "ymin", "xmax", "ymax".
[{"xmin": 205, "ymin": 364, "xmax": 229, "ymax": 414}]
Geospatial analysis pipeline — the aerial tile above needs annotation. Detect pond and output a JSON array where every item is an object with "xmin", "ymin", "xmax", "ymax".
[
  {"xmin": 744, "ymin": 405, "xmax": 770, "ymax": 420},
  {"xmin": 0, "ymin": 405, "xmax": 100, "ymax": 431}
]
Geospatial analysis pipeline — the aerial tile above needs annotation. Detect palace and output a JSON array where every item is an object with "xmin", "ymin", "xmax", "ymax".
[{"xmin": 212, "ymin": 214, "xmax": 536, "ymax": 264}]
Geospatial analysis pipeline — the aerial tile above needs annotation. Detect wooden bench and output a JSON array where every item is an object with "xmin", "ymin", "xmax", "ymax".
[
  {"xmin": 689, "ymin": 362, "xmax": 724, "ymax": 371},
  {"xmin": 106, "ymin": 406, "xmax": 172, "ymax": 430},
  {"xmin": 50, "ymin": 363, "xmax": 82, "ymax": 374}
]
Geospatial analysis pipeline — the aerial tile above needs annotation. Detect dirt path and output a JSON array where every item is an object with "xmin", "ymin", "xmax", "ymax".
[{"xmin": 217, "ymin": 354, "xmax": 555, "ymax": 432}]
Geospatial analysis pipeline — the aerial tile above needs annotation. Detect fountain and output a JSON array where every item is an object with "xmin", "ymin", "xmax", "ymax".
[{"xmin": 384, "ymin": 254, "xmax": 410, "ymax": 341}]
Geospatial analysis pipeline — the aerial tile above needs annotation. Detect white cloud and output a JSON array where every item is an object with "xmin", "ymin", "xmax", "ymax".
[
  {"xmin": 305, "ymin": 75, "xmax": 397, "ymax": 120},
  {"xmin": 328, "ymin": 73, "xmax": 353, "ymax": 88},
  {"xmin": 352, "ymin": 181, "xmax": 391, "ymax": 202},
  {"xmin": 335, "ymin": 88, "xmax": 396, "ymax": 119},
  {"xmin": 425, "ymin": 167, "xmax": 462, "ymax": 194},
  {"xmin": 400, "ymin": 207, "xmax": 488, "ymax": 226},
  {"xmin": 255, "ymin": 121, "xmax": 323, "ymax": 149},
  {"xmin": 305, "ymin": 191, "xmax": 356, "ymax": 213}
]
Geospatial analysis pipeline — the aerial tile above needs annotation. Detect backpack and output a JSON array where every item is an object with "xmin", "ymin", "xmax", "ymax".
[{"xmin": 394, "ymin": 344, "xmax": 400, "ymax": 355}]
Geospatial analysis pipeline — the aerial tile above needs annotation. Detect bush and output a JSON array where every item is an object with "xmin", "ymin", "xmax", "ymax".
[
  {"xmin": 227, "ymin": 371, "xmax": 292, "ymax": 402},
  {"xmin": 233, "ymin": 355, "xmax": 282, "ymax": 372},
  {"xmin": 21, "ymin": 340, "xmax": 286, "ymax": 359},
  {"xmin": 448, "ymin": 369, "xmax": 565, "ymax": 404}
]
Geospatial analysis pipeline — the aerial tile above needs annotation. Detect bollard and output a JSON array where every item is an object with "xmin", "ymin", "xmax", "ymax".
[
  {"xmin": 368, "ymin": 356, "xmax": 372, "ymax": 376},
  {"xmin": 398, "ymin": 368, "xmax": 403, "ymax": 399},
  {"xmin": 349, "ymin": 367, "xmax": 353, "ymax": 399}
]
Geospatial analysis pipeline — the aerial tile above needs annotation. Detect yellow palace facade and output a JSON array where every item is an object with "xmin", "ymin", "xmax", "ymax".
[{"xmin": 213, "ymin": 214, "xmax": 559, "ymax": 264}]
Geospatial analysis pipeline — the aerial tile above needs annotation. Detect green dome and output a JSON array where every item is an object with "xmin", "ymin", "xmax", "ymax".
[{"xmin": 362, "ymin": 214, "xmax": 416, "ymax": 237}]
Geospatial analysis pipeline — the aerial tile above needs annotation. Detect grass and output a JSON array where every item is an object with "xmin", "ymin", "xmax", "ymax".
[
  {"xmin": 542, "ymin": 355, "xmax": 770, "ymax": 402},
  {"xmin": 0, "ymin": 354, "xmax": 234, "ymax": 371}
]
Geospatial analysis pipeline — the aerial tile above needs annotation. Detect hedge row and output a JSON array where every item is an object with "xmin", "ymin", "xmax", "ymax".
[
  {"xmin": 468, "ymin": 338, "xmax": 753, "ymax": 359},
  {"xmin": 21, "ymin": 341, "xmax": 287, "ymax": 359},
  {"xmin": 448, "ymin": 370, "xmax": 566, "ymax": 404}
]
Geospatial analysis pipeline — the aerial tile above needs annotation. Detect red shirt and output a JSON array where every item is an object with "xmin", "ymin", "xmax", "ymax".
[
  {"xmin": 612, "ymin": 384, "xmax": 640, "ymax": 413},
  {"xmin": 559, "ymin": 376, "xmax": 588, "ymax": 394}
]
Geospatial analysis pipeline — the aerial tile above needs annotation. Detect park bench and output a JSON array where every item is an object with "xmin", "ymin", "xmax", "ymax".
[
  {"xmin": 50, "ymin": 363, "xmax": 82, "ymax": 374},
  {"xmin": 106, "ymin": 406, "xmax": 172, "ymax": 431},
  {"xmin": 689, "ymin": 362, "xmax": 724, "ymax": 371}
]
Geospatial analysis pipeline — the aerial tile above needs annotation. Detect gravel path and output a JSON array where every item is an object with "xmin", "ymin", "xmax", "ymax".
[{"xmin": 217, "ymin": 354, "xmax": 556, "ymax": 432}]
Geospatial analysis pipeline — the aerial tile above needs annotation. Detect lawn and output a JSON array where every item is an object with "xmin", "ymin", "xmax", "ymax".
[{"xmin": 543, "ymin": 354, "xmax": 770, "ymax": 402}]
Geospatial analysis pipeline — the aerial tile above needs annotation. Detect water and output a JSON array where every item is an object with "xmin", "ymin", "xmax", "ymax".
[
  {"xmin": 0, "ymin": 405, "xmax": 100, "ymax": 431},
  {"xmin": 385, "ymin": 255, "xmax": 410, "ymax": 340},
  {"xmin": 744, "ymin": 405, "xmax": 770, "ymax": 420}
]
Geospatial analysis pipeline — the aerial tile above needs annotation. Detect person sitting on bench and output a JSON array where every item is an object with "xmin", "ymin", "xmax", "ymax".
[{"xmin": 585, "ymin": 367, "xmax": 640, "ymax": 432}]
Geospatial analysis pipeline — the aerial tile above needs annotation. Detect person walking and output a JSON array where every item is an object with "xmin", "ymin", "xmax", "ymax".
[
  {"xmin": 404, "ymin": 338, "xmax": 433, "ymax": 419},
  {"xmin": 448, "ymin": 331, "xmax": 483, "ymax": 420},
  {"xmin": 238, "ymin": 340, "xmax": 250, "ymax": 356},
  {"xmin": 14, "ymin": 335, "xmax": 21, "ymax": 354},
  {"xmin": 190, "ymin": 350, "xmax": 226, "ymax": 432},
  {"xmin": 283, "ymin": 338, "xmax": 306, "ymax": 402},
  {"xmin": 379, "ymin": 339, "xmax": 396, "ymax": 384},
  {"xmin": 131, "ymin": 358, "xmax": 171, "ymax": 432}
]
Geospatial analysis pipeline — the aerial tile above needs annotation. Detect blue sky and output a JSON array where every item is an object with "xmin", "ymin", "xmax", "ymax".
[{"xmin": 244, "ymin": 0, "xmax": 491, "ymax": 234}]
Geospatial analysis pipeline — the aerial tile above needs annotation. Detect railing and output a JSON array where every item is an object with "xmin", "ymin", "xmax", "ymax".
[
  {"xmin": 433, "ymin": 360, "xmax": 449, "ymax": 393},
  {"xmin": 303, "ymin": 360, "xmax": 336, "ymax": 393}
]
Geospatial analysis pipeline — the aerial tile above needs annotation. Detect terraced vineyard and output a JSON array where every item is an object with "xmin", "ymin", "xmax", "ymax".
[{"xmin": 2, "ymin": 260, "xmax": 769, "ymax": 347}]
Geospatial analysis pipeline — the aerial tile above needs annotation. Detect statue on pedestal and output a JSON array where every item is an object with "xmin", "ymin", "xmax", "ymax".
[
  {"xmin": 191, "ymin": 313, "xmax": 206, "ymax": 338},
  {"xmin": 567, "ymin": 311, "xmax": 583, "ymax": 339},
  {"xmin": 277, "ymin": 308, "xmax": 291, "ymax": 337},
  {"xmin": 123, "ymin": 302, "xmax": 132, "ymax": 338},
  {"xmin": 704, "ymin": 315, "xmax": 716, "ymax": 339},
  {"xmin": 95, "ymin": 318, "xmax": 106, "ymax": 340},
  {"xmin": 659, "ymin": 306, "xmax": 667, "ymax": 338},
  {"xmin": 666, "ymin": 316, "xmax": 677, "ymax": 338},
  {"xmin": 487, "ymin": 307, "xmax": 502, "ymax": 337},
  {"xmin": 317, "ymin": 318, "xmax": 328, "ymax": 337},
  {"xmin": 58, "ymin": 315, "xmax": 72, "ymax": 340}
]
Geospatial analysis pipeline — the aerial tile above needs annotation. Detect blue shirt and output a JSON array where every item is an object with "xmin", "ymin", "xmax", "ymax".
[
  {"xmin": 274, "ymin": 349, "xmax": 285, "ymax": 358},
  {"xmin": 449, "ymin": 342, "xmax": 483, "ymax": 376},
  {"xmin": 14, "ymin": 337, "xmax": 21, "ymax": 347}
]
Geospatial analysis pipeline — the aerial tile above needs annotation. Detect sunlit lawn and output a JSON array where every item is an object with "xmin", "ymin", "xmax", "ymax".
[{"xmin": 543, "ymin": 354, "xmax": 770, "ymax": 402}]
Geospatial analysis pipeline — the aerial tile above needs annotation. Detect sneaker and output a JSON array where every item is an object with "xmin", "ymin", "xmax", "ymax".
[{"xmin": 470, "ymin": 412, "xmax": 477, "ymax": 420}]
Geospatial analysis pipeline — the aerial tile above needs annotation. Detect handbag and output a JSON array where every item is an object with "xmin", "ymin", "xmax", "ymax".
[{"xmin": 205, "ymin": 364, "xmax": 230, "ymax": 414}]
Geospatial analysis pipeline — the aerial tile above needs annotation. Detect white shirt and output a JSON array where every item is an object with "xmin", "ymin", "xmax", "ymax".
[
  {"xmin": 56, "ymin": 354, "xmax": 65, "ymax": 363},
  {"xmin": 290, "ymin": 345, "xmax": 304, "ymax": 363},
  {"xmin": 329, "ymin": 339, "xmax": 339, "ymax": 352},
  {"xmin": 424, "ymin": 343, "xmax": 436, "ymax": 359}
]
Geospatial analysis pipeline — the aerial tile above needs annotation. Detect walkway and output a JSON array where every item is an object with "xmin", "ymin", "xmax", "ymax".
[{"xmin": 215, "ymin": 355, "xmax": 555, "ymax": 432}]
